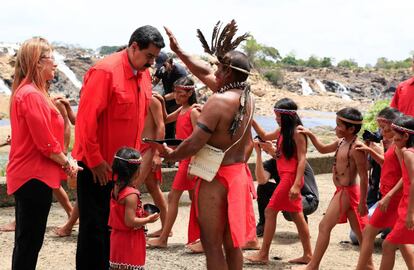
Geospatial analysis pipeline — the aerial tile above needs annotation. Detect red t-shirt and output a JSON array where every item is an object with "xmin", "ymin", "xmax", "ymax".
[
  {"xmin": 72, "ymin": 50, "xmax": 151, "ymax": 168},
  {"xmin": 391, "ymin": 77, "xmax": 414, "ymax": 116},
  {"xmin": 7, "ymin": 83, "xmax": 64, "ymax": 194}
]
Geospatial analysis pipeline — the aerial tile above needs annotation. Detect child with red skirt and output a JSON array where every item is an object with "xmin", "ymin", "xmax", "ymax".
[
  {"xmin": 295, "ymin": 107, "xmax": 368, "ymax": 270},
  {"xmin": 148, "ymin": 76, "xmax": 201, "ymax": 248},
  {"xmin": 109, "ymin": 147, "xmax": 160, "ymax": 270},
  {"xmin": 355, "ymin": 107, "xmax": 403, "ymax": 270},
  {"xmin": 379, "ymin": 116, "xmax": 414, "ymax": 269},
  {"xmin": 245, "ymin": 98, "xmax": 312, "ymax": 264}
]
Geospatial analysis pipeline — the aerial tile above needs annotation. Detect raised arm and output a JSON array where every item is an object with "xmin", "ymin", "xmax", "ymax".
[
  {"xmin": 252, "ymin": 119, "xmax": 278, "ymax": 141},
  {"xmin": 354, "ymin": 141, "xmax": 384, "ymax": 165},
  {"xmin": 297, "ymin": 125, "xmax": 339, "ymax": 154},
  {"xmin": 164, "ymin": 27, "xmax": 218, "ymax": 91}
]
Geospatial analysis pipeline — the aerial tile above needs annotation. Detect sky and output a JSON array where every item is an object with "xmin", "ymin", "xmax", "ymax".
[{"xmin": 0, "ymin": 0, "xmax": 413, "ymax": 65}]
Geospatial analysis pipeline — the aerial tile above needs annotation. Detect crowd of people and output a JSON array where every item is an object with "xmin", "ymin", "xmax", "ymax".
[{"xmin": 2, "ymin": 23, "xmax": 414, "ymax": 270}]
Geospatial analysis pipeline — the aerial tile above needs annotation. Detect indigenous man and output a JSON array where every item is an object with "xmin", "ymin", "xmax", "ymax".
[{"xmin": 161, "ymin": 24, "xmax": 256, "ymax": 270}]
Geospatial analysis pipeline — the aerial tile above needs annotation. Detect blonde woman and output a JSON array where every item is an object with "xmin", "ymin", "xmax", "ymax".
[{"xmin": 7, "ymin": 37, "xmax": 81, "ymax": 270}]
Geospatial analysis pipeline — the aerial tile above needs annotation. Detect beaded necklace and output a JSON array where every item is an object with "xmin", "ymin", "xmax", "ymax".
[
  {"xmin": 217, "ymin": 81, "xmax": 247, "ymax": 93},
  {"xmin": 333, "ymin": 136, "xmax": 356, "ymax": 182},
  {"xmin": 217, "ymin": 81, "xmax": 251, "ymax": 136}
]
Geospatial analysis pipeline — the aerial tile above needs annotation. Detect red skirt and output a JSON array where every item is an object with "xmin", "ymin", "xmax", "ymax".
[
  {"xmin": 110, "ymin": 228, "xmax": 146, "ymax": 269},
  {"xmin": 172, "ymin": 159, "xmax": 196, "ymax": 190},
  {"xmin": 267, "ymin": 172, "xmax": 303, "ymax": 212},
  {"xmin": 369, "ymin": 195, "xmax": 401, "ymax": 229},
  {"xmin": 194, "ymin": 163, "xmax": 256, "ymax": 248},
  {"xmin": 334, "ymin": 185, "xmax": 367, "ymax": 231},
  {"xmin": 386, "ymin": 196, "xmax": 414, "ymax": 244}
]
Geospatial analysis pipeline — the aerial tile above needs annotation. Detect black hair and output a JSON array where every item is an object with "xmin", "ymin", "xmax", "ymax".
[
  {"xmin": 274, "ymin": 98, "xmax": 304, "ymax": 159},
  {"xmin": 393, "ymin": 115, "xmax": 414, "ymax": 148},
  {"xmin": 174, "ymin": 76, "xmax": 197, "ymax": 106},
  {"xmin": 128, "ymin": 25, "xmax": 165, "ymax": 49},
  {"xmin": 377, "ymin": 107, "xmax": 401, "ymax": 122},
  {"xmin": 112, "ymin": 147, "xmax": 141, "ymax": 196},
  {"xmin": 222, "ymin": 51, "xmax": 251, "ymax": 82},
  {"xmin": 336, "ymin": 107, "xmax": 363, "ymax": 134}
]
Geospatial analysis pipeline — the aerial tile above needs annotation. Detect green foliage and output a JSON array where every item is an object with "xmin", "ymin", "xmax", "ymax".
[
  {"xmin": 320, "ymin": 57, "xmax": 333, "ymax": 67},
  {"xmin": 375, "ymin": 57, "xmax": 412, "ymax": 69},
  {"xmin": 337, "ymin": 59, "xmax": 359, "ymax": 68},
  {"xmin": 242, "ymin": 37, "xmax": 280, "ymax": 68},
  {"xmin": 264, "ymin": 69, "xmax": 284, "ymax": 87},
  {"xmin": 362, "ymin": 99, "xmax": 390, "ymax": 132},
  {"xmin": 99, "ymin": 46, "xmax": 124, "ymax": 55}
]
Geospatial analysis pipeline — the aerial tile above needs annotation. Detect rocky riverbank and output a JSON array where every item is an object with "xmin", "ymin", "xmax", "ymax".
[{"xmin": 1, "ymin": 44, "xmax": 411, "ymax": 118}]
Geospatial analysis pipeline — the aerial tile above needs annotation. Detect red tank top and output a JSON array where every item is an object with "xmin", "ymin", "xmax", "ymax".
[
  {"xmin": 275, "ymin": 135, "xmax": 298, "ymax": 174},
  {"xmin": 175, "ymin": 108, "xmax": 193, "ymax": 140},
  {"xmin": 380, "ymin": 144, "xmax": 402, "ymax": 198},
  {"xmin": 401, "ymin": 148, "xmax": 414, "ymax": 197},
  {"xmin": 108, "ymin": 186, "xmax": 144, "ymax": 231}
]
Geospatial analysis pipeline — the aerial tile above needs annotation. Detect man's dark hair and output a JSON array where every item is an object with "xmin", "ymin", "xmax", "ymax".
[
  {"xmin": 274, "ymin": 98, "xmax": 304, "ymax": 159},
  {"xmin": 174, "ymin": 76, "xmax": 197, "ymax": 106},
  {"xmin": 337, "ymin": 107, "xmax": 363, "ymax": 134},
  {"xmin": 377, "ymin": 107, "xmax": 401, "ymax": 122},
  {"xmin": 393, "ymin": 115, "xmax": 414, "ymax": 148},
  {"xmin": 222, "ymin": 51, "xmax": 251, "ymax": 82},
  {"xmin": 128, "ymin": 25, "xmax": 165, "ymax": 49}
]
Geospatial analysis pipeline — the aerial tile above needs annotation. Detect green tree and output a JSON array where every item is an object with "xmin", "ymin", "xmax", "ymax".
[
  {"xmin": 362, "ymin": 99, "xmax": 390, "ymax": 132},
  {"xmin": 320, "ymin": 57, "xmax": 333, "ymax": 67},
  {"xmin": 242, "ymin": 37, "xmax": 280, "ymax": 68},
  {"xmin": 99, "ymin": 45, "xmax": 123, "ymax": 55},
  {"xmin": 306, "ymin": 55, "xmax": 321, "ymax": 68},
  {"xmin": 337, "ymin": 59, "xmax": 359, "ymax": 68}
]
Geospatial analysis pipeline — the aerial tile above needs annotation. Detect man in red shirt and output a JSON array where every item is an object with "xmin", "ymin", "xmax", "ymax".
[
  {"xmin": 72, "ymin": 25, "xmax": 164, "ymax": 270},
  {"xmin": 391, "ymin": 57, "xmax": 414, "ymax": 116}
]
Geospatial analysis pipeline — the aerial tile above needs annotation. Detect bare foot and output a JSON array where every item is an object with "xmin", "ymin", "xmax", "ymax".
[
  {"xmin": 146, "ymin": 229, "xmax": 173, "ymax": 238},
  {"xmin": 53, "ymin": 227, "xmax": 72, "ymax": 237},
  {"xmin": 186, "ymin": 240, "xmax": 204, "ymax": 253},
  {"xmin": 288, "ymin": 255, "xmax": 312, "ymax": 265},
  {"xmin": 244, "ymin": 252, "xmax": 269, "ymax": 264},
  {"xmin": 0, "ymin": 221, "xmax": 16, "ymax": 232},
  {"xmin": 147, "ymin": 237, "xmax": 168, "ymax": 248},
  {"xmin": 242, "ymin": 239, "xmax": 260, "ymax": 250}
]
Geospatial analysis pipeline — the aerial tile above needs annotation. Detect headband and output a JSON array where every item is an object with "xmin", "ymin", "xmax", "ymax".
[
  {"xmin": 337, "ymin": 115, "xmax": 363, "ymax": 125},
  {"xmin": 114, "ymin": 155, "xmax": 142, "ymax": 164},
  {"xmin": 225, "ymin": 63, "xmax": 252, "ymax": 75},
  {"xmin": 174, "ymin": 85, "xmax": 195, "ymax": 91},
  {"xmin": 274, "ymin": 108, "xmax": 297, "ymax": 115},
  {"xmin": 391, "ymin": 123, "xmax": 414, "ymax": 135},
  {"xmin": 376, "ymin": 117, "xmax": 391, "ymax": 124}
]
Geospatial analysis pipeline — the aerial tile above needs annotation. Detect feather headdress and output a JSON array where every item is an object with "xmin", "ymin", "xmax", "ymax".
[{"xmin": 196, "ymin": 20, "xmax": 250, "ymax": 62}]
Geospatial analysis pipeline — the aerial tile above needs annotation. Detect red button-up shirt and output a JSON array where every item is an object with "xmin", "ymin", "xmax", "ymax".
[
  {"xmin": 391, "ymin": 77, "xmax": 414, "ymax": 117},
  {"xmin": 72, "ymin": 50, "xmax": 151, "ymax": 168},
  {"xmin": 7, "ymin": 83, "xmax": 64, "ymax": 194}
]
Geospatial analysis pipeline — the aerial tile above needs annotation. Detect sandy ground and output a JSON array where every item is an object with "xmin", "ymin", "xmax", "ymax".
[{"xmin": 0, "ymin": 174, "xmax": 408, "ymax": 270}]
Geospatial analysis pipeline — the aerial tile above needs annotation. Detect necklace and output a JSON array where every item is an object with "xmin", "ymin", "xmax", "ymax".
[
  {"xmin": 333, "ymin": 136, "xmax": 356, "ymax": 182},
  {"xmin": 217, "ymin": 81, "xmax": 247, "ymax": 93}
]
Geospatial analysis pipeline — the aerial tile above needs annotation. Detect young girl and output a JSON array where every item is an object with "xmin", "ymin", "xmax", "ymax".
[
  {"xmin": 379, "ymin": 115, "xmax": 414, "ymax": 270},
  {"xmin": 147, "ymin": 76, "xmax": 201, "ymax": 248},
  {"xmin": 355, "ymin": 107, "xmax": 403, "ymax": 270},
  {"xmin": 245, "ymin": 98, "xmax": 312, "ymax": 264},
  {"xmin": 109, "ymin": 147, "xmax": 160, "ymax": 270}
]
